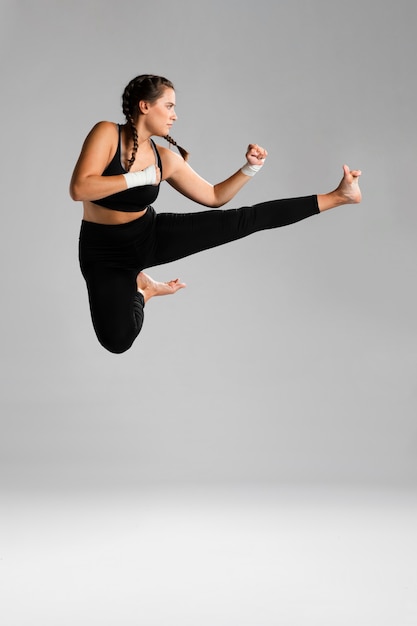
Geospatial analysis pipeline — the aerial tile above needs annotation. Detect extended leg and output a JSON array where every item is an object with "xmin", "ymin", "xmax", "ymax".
[
  {"xmin": 146, "ymin": 166, "xmax": 362, "ymax": 268},
  {"xmin": 150, "ymin": 195, "xmax": 320, "ymax": 267}
]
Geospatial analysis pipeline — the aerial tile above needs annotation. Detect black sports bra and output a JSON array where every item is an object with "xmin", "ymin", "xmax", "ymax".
[{"xmin": 91, "ymin": 125, "xmax": 162, "ymax": 212}]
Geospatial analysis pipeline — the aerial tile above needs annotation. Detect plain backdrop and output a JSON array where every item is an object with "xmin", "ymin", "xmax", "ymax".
[
  {"xmin": 1, "ymin": 3, "xmax": 417, "ymax": 624},
  {"xmin": 0, "ymin": 0, "xmax": 416, "ymax": 491}
]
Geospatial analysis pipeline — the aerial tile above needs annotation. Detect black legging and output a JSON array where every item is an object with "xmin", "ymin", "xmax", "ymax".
[{"xmin": 79, "ymin": 195, "xmax": 319, "ymax": 353}]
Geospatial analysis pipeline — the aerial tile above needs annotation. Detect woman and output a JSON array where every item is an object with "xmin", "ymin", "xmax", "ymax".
[{"xmin": 70, "ymin": 74, "xmax": 362, "ymax": 354}]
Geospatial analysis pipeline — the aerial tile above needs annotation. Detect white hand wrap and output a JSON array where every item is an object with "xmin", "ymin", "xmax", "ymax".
[
  {"xmin": 123, "ymin": 164, "xmax": 157, "ymax": 188},
  {"xmin": 240, "ymin": 162, "xmax": 264, "ymax": 177}
]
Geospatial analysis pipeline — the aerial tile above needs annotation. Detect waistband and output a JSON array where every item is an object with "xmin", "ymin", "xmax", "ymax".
[{"xmin": 79, "ymin": 206, "xmax": 155, "ymax": 245}]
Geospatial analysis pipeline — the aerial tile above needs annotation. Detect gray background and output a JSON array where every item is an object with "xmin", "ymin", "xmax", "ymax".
[
  {"xmin": 1, "ymin": 0, "xmax": 416, "ymax": 491},
  {"xmin": 1, "ymin": 2, "xmax": 417, "ymax": 625}
]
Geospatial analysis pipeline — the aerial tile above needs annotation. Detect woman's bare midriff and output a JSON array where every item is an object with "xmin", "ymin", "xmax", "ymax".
[{"xmin": 82, "ymin": 200, "xmax": 148, "ymax": 225}]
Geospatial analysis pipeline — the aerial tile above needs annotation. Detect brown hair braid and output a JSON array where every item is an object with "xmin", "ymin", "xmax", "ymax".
[
  {"xmin": 121, "ymin": 74, "xmax": 189, "ymax": 170},
  {"xmin": 164, "ymin": 133, "xmax": 189, "ymax": 161}
]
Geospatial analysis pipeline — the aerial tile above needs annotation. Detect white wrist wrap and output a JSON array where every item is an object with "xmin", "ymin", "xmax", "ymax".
[
  {"xmin": 123, "ymin": 164, "xmax": 157, "ymax": 188},
  {"xmin": 240, "ymin": 162, "xmax": 264, "ymax": 177}
]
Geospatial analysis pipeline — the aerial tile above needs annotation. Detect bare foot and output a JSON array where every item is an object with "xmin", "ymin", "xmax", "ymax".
[
  {"xmin": 318, "ymin": 165, "xmax": 362, "ymax": 212},
  {"xmin": 136, "ymin": 271, "xmax": 186, "ymax": 303},
  {"xmin": 338, "ymin": 164, "xmax": 362, "ymax": 204}
]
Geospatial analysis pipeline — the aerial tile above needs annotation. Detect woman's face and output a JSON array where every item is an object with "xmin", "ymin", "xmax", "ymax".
[{"xmin": 141, "ymin": 87, "xmax": 177, "ymax": 136}]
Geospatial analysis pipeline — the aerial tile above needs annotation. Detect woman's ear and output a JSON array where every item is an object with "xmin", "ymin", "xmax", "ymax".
[{"xmin": 138, "ymin": 100, "xmax": 150, "ymax": 115}]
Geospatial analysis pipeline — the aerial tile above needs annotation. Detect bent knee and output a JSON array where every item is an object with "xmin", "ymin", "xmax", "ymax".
[
  {"xmin": 96, "ymin": 329, "xmax": 137, "ymax": 354},
  {"xmin": 102, "ymin": 342, "xmax": 133, "ymax": 355}
]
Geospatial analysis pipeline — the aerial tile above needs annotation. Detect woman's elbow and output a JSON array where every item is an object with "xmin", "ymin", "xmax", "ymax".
[
  {"xmin": 69, "ymin": 179, "xmax": 84, "ymax": 202},
  {"xmin": 69, "ymin": 187, "xmax": 80, "ymax": 202},
  {"xmin": 211, "ymin": 198, "xmax": 227, "ymax": 208}
]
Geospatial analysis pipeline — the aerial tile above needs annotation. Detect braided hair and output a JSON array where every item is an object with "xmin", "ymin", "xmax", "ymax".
[{"xmin": 122, "ymin": 74, "xmax": 189, "ymax": 171}]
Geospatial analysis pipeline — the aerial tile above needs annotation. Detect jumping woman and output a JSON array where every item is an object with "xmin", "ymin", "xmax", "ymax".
[{"xmin": 70, "ymin": 74, "xmax": 362, "ymax": 354}]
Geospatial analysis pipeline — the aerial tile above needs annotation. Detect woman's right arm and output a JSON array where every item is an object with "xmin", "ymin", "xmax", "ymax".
[{"xmin": 69, "ymin": 122, "xmax": 128, "ymax": 201}]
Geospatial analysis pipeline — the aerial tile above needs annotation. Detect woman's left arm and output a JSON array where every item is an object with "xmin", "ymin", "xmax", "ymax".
[{"xmin": 162, "ymin": 144, "xmax": 267, "ymax": 208}]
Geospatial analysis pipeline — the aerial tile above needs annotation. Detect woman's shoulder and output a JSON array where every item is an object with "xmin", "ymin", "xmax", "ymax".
[
  {"xmin": 87, "ymin": 120, "xmax": 120, "ymax": 138},
  {"xmin": 152, "ymin": 142, "xmax": 169, "ymax": 154},
  {"xmin": 153, "ymin": 142, "xmax": 184, "ymax": 164},
  {"xmin": 80, "ymin": 121, "xmax": 120, "ymax": 155},
  {"xmin": 153, "ymin": 142, "xmax": 186, "ymax": 179}
]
